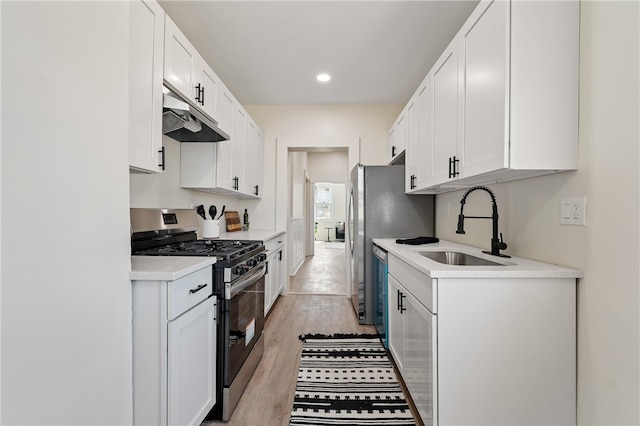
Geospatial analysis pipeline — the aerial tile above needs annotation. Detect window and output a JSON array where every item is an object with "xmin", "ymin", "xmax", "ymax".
[{"xmin": 315, "ymin": 185, "xmax": 332, "ymax": 220}]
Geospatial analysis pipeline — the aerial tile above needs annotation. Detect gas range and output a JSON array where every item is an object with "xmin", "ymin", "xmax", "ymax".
[{"xmin": 130, "ymin": 208, "xmax": 266, "ymax": 283}]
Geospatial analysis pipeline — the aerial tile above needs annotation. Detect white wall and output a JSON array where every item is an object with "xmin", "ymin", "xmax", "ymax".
[
  {"xmin": 307, "ymin": 151, "xmax": 349, "ymax": 183},
  {"xmin": 2, "ymin": 2, "xmax": 132, "ymax": 424},
  {"xmin": 436, "ymin": 2, "xmax": 639, "ymax": 423}
]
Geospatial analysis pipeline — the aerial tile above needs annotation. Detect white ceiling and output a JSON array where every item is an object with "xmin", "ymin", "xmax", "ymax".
[{"xmin": 158, "ymin": 1, "xmax": 479, "ymax": 105}]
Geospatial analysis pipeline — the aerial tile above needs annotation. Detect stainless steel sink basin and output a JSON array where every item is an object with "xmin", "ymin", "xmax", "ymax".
[{"xmin": 418, "ymin": 251, "xmax": 505, "ymax": 266}]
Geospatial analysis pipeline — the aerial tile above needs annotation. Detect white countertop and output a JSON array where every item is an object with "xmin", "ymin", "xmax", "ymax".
[
  {"xmin": 373, "ymin": 239, "xmax": 583, "ymax": 279},
  {"xmin": 217, "ymin": 229, "xmax": 284, "ymax": 242},
  {"xmin": 130, "ymin": 256, "xmax": 217, "ymax": 281}
]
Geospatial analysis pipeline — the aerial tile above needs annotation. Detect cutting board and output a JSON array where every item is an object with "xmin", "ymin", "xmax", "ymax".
[{"xmin": 224, "ymin": 211, "xmax": 242, "ymax": 232}]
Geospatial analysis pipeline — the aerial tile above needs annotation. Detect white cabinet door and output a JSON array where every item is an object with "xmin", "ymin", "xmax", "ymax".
[
  {"xmin": 163, "ymin": 15, "xmax": 198, "ymax": 101},
  {"xmin": 264, "ymin": 251, "xmax": 277, "ymax": 315},
  {"xmin": 426, "ymin": 38, "xmax": 460, "ymax": 187},
  {"xmin": 404, "ymin": 290, "xmax": 437, "ymax": 426},
  {"xmin": 231, "ymin": 105, "xmax": 248, "ymax": 192},
  {"xmin": 129, "ymin": 0, "xmax": 164, "ymax": 173},
  {"xmin": 196, "ymin": 62, "xmax": 220, "ymax": 124},
  {"xmin": 414, "ymin": 77, "xmax": 432, "ymax": 190},
  {"xmin": 405, "ymin": 94, "xmax": 419, "ymax": 192},
  {"xmin": 459, "ymin": 0, "xmax": 508, "ymax": 178},
  {"xmin": 388, "ymin": 108, "xmax": 406, "ymax": 164},
  {"xmin": 393, "ymin": 113, "xmax": 406, "ymax": 163},
  {"xmin": 252, "ymin": 127, "xmax": 264, "ymax": 197},
  {"xmin": 242, "ymin": 119, "xmax": 257, "ymax": 195},
  {"xmin": 168, "ymin": 297, "xmax": 216, "ymax": 426},
  {"xmin": 276, "ymin": 248, "xmax": 284, "ymax": 293},
  {"xmin": 387, "ymin": 126, "xmax": 396, "ymax": 164},
  {"xmin": 387, "ymin": 275, "xmax": 405, "ymax": 371},
  {"xmin": 216, "ymin": 83, "xmax": 234, "ymax": 137}
]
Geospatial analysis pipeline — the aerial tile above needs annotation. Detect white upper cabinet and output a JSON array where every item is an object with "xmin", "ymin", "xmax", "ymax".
[
  {"xmin": 129, "ymin": 0, "xmax": 165, "ymax": 173},
  {"xmin": 426, "ymin": 38, "xmax": 460, "ymax": 188},
  {"xmin": 244, "ymin": 118, "xmax": 264, "ymax": 197},
  {"xmin": 387, "ymin": 110, "xmax": 406, "ymax": 164},
  {"xmin": 396, "ymin": 0, "xmax": 579, "ymax": 193},
  {"xmin": 195, "ymin": 61, "xmax": 220, "ymax": 123},
  {"xmin": 216, "ymin": 82, "xmax": 234, "ymax": 137},
  {"xmin": 458, "ymin": 0, "xmax": 508, "ymax": 179},
  {"xmin": 180, "ymin": 101, "xmax": 263, "ymax": 199},
  {"xmin": 414, "ymin": 76, "xmax": 432, "ymax": 190},
  {"xmin": 252, "ymin": 127, "xmax": 264, "ymax": 197},
  {"xmin": 164, "ymin": 15, "xmax": 226, "ymax": 130},
  {"xmin": 404, "ymin": 93, "xmax": 419, "ymax": 192},
  {"xmin": 163, "ymin": 15, "xmax": 198, "ymax": 102},
  {"xmin": 162, "ymin": 9, "xmax": 262, "ymax": 198}
]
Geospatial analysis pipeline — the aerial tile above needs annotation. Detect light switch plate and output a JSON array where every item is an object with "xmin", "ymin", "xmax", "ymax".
[{"xmin": 560, "ymin": 197, "xmax": 587, "ymax": 226}]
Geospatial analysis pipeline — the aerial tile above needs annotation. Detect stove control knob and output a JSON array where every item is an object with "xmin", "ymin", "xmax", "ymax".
[
  {"xmin": 233, "ymin": 266, "xmax": 245, "ymax": 275},
  {"xmin": 257, "ymin": 254, "xmax": 267, "ymax": 262},
  {"xmin": 246, "ymin": 258, "xmax": 257, "ymax": 267}
]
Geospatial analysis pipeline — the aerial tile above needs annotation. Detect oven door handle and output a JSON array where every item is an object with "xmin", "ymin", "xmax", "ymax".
[{"xmin": 229, "ymin": 263, "xmax": 266, "ymax": 298}]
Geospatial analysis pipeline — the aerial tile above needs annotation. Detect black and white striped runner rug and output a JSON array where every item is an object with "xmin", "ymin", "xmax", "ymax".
[{"xmin": 289, "ymin": 334, "xmax": 416, "ymax": 426}]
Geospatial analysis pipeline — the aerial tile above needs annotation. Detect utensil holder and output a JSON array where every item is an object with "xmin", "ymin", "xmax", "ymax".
[{"xmin": 202, "ymin": 219, "xmax": 220, "ymax": 239}]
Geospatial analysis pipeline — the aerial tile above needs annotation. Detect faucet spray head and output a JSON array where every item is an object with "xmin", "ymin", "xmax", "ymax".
[{"xmin": 456, "ymin": 214, "xmax": 466, "ymax": 234}]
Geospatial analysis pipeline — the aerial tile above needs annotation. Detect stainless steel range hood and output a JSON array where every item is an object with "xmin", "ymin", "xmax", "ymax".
[{"xmin": 162, "ymin": 87, "xmax": 230, "ymax": 142}]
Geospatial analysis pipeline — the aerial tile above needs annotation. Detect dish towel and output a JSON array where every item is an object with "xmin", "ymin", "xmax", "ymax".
[{"xmin": 395, "ymin": 236, "xmax": 439, "ymax": 245}]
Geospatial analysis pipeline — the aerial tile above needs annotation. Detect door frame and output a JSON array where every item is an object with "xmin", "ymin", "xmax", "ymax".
[{"xmin": 276, "ymin": 137, "xmax": 360, "ymax": 295}]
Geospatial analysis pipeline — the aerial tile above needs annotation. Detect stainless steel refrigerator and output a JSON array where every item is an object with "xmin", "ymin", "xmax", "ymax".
[{"xmin": 348, "ymin": 164, "xmax": 435, "ymax": 324}]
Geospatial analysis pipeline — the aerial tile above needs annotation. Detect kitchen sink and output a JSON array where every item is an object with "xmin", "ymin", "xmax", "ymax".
[{"xmin": 418, "ymin": 251, "xmax": 506, "ymax": 266}]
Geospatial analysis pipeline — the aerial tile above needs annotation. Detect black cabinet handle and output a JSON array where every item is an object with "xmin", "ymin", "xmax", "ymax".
[
  {"xmin": 189, "ymin": 283, "xmax": 208, "ymax": 294},
  {"xmin": 392, "ymin": 145, "xmax": 396, "ymax": 157},
  {"xmin": 397, "ymin": 289, "xmax": 406, "ymax": 313},
  {"xmin": 448, "ymin": 156, "xmax": 460, "ymax": 178},
  {"xmin": 158, "ymin": 146, "xmax": 165, "ymax": 171},
  {"xmin": 233, "ymin": 176, "xmax": 239, "ymax": 190},
  {"xmin": 195, "ymin": 83, "xmax": 202, "ymax": 104},
  {"xmin": 254, "ymin": 185, "xmax": 259, "ymax": 196},
  {"xmin": 410, "ymin": 174, "xmax": 416, "ymax": 189},
  {"xmin": 278, "ymin": 251, "xmax": 282, "ymax": 261},
  {"xmin": 200, "ymin": 86, "xmax": 205, "ymax": 105}
]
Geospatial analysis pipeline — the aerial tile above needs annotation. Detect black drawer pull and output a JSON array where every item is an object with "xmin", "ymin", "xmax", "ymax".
[{"xmin": 189, "ymin": 283, "xmax": 208, "ymax": 294}]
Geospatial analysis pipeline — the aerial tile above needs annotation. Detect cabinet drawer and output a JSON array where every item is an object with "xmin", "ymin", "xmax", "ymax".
[
  {"xmin": 388, "ymin": 255, "xmax": 436, "ymax": 313},
  {"xmin": 167, "ymin": 266, "xmax": 212, "ymax": 320},
  {"xmin": 264, "ymin": 236, "xmax": 284, "ymax": 254}
]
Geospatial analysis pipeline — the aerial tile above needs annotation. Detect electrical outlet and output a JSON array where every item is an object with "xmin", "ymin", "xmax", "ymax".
[
  {"xmin": 254, "ymin": 207, "xmax": 261, "ymax": 216},
  {"xmin": 560, "ymin": 197, "xmax": 587, "ymax": 226}
]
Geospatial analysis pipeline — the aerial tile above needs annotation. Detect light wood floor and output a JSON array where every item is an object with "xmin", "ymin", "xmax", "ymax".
[
  {"xmin": 205, "ymin": 241, "xmax": 420, "ymax": 426},
  {"xmin": 289, "ymin": 241, "xmax": 348, "ymax": 295}
]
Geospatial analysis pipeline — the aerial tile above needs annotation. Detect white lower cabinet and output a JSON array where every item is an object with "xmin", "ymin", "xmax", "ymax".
[
  {"xmin": 388, "ymin": 254, "xmax": 576, "ymax": 426},
  {"xmin": 132, "ymin": 266, "xmax": 216, "ymax": 426},
  {"xmin": 264, "ymin": 235, "xmax": 285, "ymax": 315},
  {"xmin": 388, "ymin": 260, "xmax": 437, "ymax": 425}
]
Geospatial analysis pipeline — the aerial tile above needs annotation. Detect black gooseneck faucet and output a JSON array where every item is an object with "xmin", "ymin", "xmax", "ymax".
[{"xmin": 456, "ymin": 185, "xmax": 510, "ymax": 258}]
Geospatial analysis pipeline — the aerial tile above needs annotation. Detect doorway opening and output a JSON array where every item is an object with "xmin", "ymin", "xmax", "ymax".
[{"xmin": 276, "ymin": 137, "xmax": 359, "ymax": 296}]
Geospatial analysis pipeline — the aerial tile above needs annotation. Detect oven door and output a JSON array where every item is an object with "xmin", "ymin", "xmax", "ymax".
[{"xmin": 226, "ymin": 264, "xmax": 266, "ymax": 385}]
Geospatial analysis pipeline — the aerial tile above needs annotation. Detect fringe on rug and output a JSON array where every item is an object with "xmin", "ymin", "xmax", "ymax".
[{"xmin": 298, "ymin": 333, "xmax": 380, "ymax": 342}]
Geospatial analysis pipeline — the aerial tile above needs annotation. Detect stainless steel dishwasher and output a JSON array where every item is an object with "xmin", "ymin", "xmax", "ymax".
[{"xmin": 372, "ymin": 243, "xmax": 388, "ymax": 348}]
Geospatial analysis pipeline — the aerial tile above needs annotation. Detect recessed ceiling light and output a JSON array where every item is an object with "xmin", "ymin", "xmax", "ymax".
[{"xmin": 317, "ymin": 73, "xmax": 331, "ymax": 82}]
